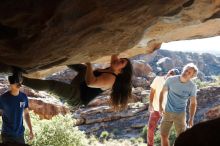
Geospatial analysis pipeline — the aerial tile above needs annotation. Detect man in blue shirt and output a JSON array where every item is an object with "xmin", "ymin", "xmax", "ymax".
[
  {"xmin": 0, "ymin": 75, "xmax": 34, "ymax": 144},
  {"xmin": 159, "ymin": 63, "xmax": 198, "ymax": 146}
]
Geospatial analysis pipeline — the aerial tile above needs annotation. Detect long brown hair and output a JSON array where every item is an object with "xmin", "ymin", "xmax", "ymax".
[{"xmin": 110, "ymin": 58, "xmax": 133, "ymax": 110}]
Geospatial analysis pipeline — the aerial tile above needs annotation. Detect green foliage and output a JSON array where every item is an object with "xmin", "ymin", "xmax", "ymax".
[
  {"xmin": 25, "ymin": 112, "xmax": 89, "ymax": 146},
  {"xmin": 141, "ymin": 125, "xmax": 148, "ymax": 138},
  {"xmin": 194, "ymin": 76, "xmax": 220, "ymax": 89},
  {"xmin": 100, "ymin": 131, "xmax": 109, "ymax": 139},
  {"xmin": 136, "ymin": 137, "xmax": 144, "ymax": 143},
  {"xmin": 0, "ymin": 111, "xmax": 180, "ymax": 146},
  {"xmin": 141, "ymin": 124, "xmax": 177, "ymax": 146},
  {"xmin": 99, "ymin": 131, "xmax": 109, "ymax": 143},
  {"xmin": 154, "ymin": 126, "xmax": 176, "ymax": 146}
]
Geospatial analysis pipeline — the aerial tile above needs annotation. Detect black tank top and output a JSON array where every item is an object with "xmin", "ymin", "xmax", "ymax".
[{"xmin": 80, "ymin": 70, "xmax": 117, "ymax": 105}]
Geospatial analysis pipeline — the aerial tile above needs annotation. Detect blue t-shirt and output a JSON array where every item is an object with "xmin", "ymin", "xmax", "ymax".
[
  {"xmin": 0, "ymin": 91, "xmax": 29, "ymax": 137},
  {"xmin": 164, "ymin": 75, "xmax": 197, "ymax": 113}
]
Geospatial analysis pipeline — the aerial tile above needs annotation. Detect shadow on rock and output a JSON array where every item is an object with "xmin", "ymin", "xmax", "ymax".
[{"xmin": 174, "ymin": 117, "xmax": 220, "ymax": 146}]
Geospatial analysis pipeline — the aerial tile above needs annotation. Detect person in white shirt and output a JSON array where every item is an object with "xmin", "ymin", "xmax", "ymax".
[{"xmin": 147, "ymin": 69, "xmax": 180, "ymax": 146}]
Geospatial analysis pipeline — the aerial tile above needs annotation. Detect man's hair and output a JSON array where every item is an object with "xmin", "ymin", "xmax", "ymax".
[
  {"xmin": 182, "ymin": 63, "xmax": 198, "ymax": 77},
  {"xmin": 8, "ymin": 75, "xmax": 19, "ymax": 84}
]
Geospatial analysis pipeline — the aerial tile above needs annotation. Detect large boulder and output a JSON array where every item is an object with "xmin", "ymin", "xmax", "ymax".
[
  {"xmin": 75, "ymin": 103, "xmax": 149, "ymax": 138},
  {"xmin": 156, "ymin": 57, "xmax": 174, "ymax": 72},
  {"xmin": 194, "ymin": 86, "xmax": 220, "ymax": 123},
  {"xmin": 132, "ymin": 60, "xmax": 153, "ymax": 78},
  {"xmin": 29, "ymin": 97, "xmax": 70, "ymax": 119},
  {"xmin": 0, "ymin": 0, "xmax": 220, "ymax": 73},
  {"xmin": 175, "ymin": 118, "xmax": 220, "ymax": 146},
  {"xmin": 205, "ymin": 105, "xmax": 220, "ymax": 120}
]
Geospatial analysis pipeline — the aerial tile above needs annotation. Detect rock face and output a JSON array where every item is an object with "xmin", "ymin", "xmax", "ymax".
[
  {"xmin": 28, "ymin": 97, "xmax": 70, "ymax": 119},
  {"xmin": 75, "ymin": 103, "xmax": 149, "ymax": 139},
  {"xmin": 132, "ymin": 60, "xmax": 153, "ymax": 78},
  {"xmin": 0, "ymin": 0, "xmax": 220, "ymax": 72},
  {"xmin": 205, "ymin": 105, "xmax": 220, "ymax": 120},
  {"xmin": 175, "ymin": 117, "xmax": 220, "ymax": 146},
  {"xmin": 132, "ymin": 49, "xmax": 220, "ymax": 80},
  {"xmin": 194, "ymin": 86, "xmax": 220, "ymax": 123}
]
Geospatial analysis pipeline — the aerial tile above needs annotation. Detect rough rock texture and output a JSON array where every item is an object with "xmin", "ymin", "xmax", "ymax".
[
  {"xmin": 0, "ymin": 0, "xmax": 220, "ymax": 73},
  {"xmin": 204, "ymin": 105, "xmax": 220, "ymax": 120},
  {"xmin": 193, "ymin": 86, "xmax": 220, "ymax": 123},
  {"xmin": 86, "ymin": 88, "xmax": 146, "ymax": 108},
  {"xmin": 131, "ymin": 60, "xmax": 154, "ymax": 88},
  {"xmin": 175, "ymin": 117, "xmax": 220, "ymax": 146},
  {"xmin": 132, "ymin": 49, "xmax": 220, "ymax": 79},
  {"xmin": 132, "ymin": 60, "xmax": 152, "ymax": 78},
  {"xmin": 75, "ymin": 103, "xmax": 149, "ymax": 139},
  {"xmin": 29, "ymin": 97, "xmax": 70, "ymax": 119}
]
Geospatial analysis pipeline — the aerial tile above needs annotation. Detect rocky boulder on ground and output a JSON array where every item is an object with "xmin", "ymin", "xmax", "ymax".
[
  {"xmin": 29, "ymin": 97, "xmax": 70, "ymax": 119},
  {"xmin": 205, "ymin": 105, "xmax": 220, "ymax": 120}
]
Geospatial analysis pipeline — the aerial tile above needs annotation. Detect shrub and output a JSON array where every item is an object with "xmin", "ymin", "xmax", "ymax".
[
  {"xmin": 194, "ymin": 76, "xmax": 220, "ymax": 89},
  {"xmin": 154, "ymin": 126, "xmax": 176, "ymax": 146},
  {"xmin": 141, "ymin": 125, "xmax": 148, "ymax": 138},
  {"xmin": 99, "ymin": 131, "xmax": 109, "ymax": 142},
  {"xmin": 25, "ymin": 112, "xmax": 89, "ymax": 146}
]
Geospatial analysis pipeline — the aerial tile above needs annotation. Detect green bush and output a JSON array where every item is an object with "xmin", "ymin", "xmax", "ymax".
[
  {"xmin": 99, "ymin": 131, "xmax": 109, "ymax": 143},
  {"xmin": 100, "ymin": 131, "xmax": 109, "ymax": 139},
  {"xmin": 141, "ymin": 124, "xmax": 176, "ymax": 146},
  {"xmin": 194, "ymin": 76, "xmax": 220, "ymax": 89},
  {"xmin": 25, "ymin": 112, "xmax": 89, "ymax": 146},
  {"xmin": 141, "ymin": 125, "xmax": 148, "ymax": 138},
  {"xmin": 154, "ymin": 126, "xmax": 176, "ymax": 146}
]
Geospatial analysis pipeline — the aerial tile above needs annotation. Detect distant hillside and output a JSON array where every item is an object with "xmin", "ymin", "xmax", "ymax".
[{"xmin": 132, "ymin": 50, "xmax": 220, "ymax": 78}]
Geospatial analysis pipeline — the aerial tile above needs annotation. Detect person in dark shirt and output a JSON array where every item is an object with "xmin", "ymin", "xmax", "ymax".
[
  {"xmin": 0, "ymin": 75, "xmax": 34, "ymax": 144},
  {"xmin": 22, "ymin": 54, "xmax": 133, "ymax": 109}
]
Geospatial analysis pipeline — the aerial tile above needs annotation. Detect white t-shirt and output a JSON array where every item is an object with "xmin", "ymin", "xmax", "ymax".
[{"xmin": 150, "ymin": 76, "xmax": 168, "ymax": 111}]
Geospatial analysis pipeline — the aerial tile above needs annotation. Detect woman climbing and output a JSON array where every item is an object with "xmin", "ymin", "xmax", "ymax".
[{"xmin": 21, "ymin": 55, "xmax": 133, "ymax": 109}]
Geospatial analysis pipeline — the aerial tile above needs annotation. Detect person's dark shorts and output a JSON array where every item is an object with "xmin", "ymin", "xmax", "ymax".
[{"xmin": 1, "ymin": 133, "xmax": 25, "ymax": 144}]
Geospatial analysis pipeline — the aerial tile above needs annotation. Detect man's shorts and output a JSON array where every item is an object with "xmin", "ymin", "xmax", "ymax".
[{"xmin": 160, "ymin": 112, "xmax": 186, "ymax": 136}]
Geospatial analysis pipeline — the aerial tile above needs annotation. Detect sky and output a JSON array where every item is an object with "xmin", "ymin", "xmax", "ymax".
[{"xmin": 160, "ymin": 36, "xmax": 220, "ymax": 56}]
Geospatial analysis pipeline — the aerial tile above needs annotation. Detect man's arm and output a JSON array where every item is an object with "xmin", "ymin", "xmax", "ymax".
[
  {"xmin": 24, "ymin": 108, "xmax": 34, "ymax": 140},
  {"xmin": 188, "ymin": 96, "xmax": 197, "ymax": 127},
  {"xmin": 148, "ymin": 88, "xmax": 155, "ymax": 112},
  {"xmin": 85, "ymin": 62, "xmax": 96, "ymax": 85},
  {"xmin": 111, "ymin": 54, "xmax": 119, "ymax": 65},
  {"xmin": 159, "ymin": 86, "xmax": 168, "ymax": 114}
]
